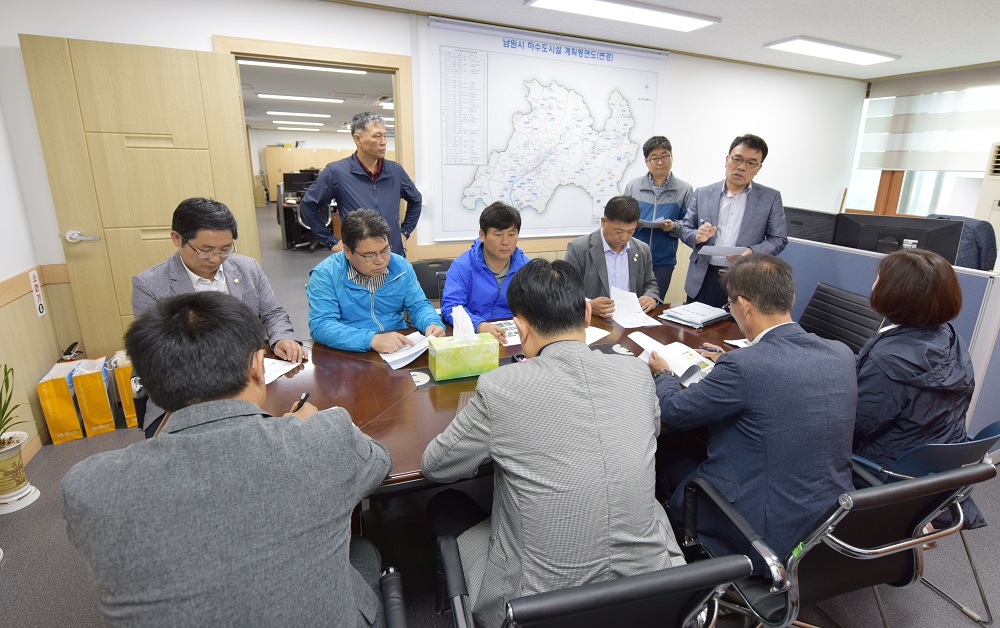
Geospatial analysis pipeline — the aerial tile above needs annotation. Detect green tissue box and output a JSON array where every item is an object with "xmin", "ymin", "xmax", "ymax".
[{"xmin": 428, "ymin": 333, "xmax": 500, "ymax": 381}]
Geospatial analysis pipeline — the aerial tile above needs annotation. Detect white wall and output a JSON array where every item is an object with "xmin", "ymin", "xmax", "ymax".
[{"xmin": 0, "ymin": 0, "xmax": 862, "ymax": 281}]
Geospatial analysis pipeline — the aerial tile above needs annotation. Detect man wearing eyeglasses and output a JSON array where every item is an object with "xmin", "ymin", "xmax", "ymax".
[
  {"xmin": 679, "ymin": 134, "xmax": 787, "ymax": 308},
  {"xmin": 308, "ymin": 209, "xmax": 445, "ymax": 353},
  {"xmin": 132, "ymin": 197, "xmax": 305, "ymax": 437},
  {"xmin": 624, "ymin": 136, "xmax": 693, "ymax": 299}
]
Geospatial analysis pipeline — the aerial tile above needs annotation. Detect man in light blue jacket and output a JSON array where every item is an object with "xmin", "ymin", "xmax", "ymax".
[
  {"xmin": 441, "ymin": 202, "xmax": 530, "ymax": 343},
  {"xmin": 308, "ymin": 209, "xmax": 445, "ymax": 353}
]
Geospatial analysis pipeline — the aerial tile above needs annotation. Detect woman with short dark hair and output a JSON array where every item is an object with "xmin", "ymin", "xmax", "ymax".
[{"xmin": 855, "ymin": 248, "xmax": 976, "ymax": 482}]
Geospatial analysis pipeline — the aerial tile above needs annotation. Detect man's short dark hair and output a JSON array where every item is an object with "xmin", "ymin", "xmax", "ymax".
[
  {"xmin": 729, "ymin": 134, "xmax": 769, "ymax": 163},
  {"xmin": 642, "ymin": 136, "xmax": 672, "ymax": 158},
  {"xmin": 351, "ymin": 112, "xmax": 386, "ymax": 136},
  {"xmin": 124, "ymin": 292, "xmax": 267, "ymax": 412},
  {"xmin": 870, "ymin": 249, "xmax": 962, "ymax": 327},
  {"xmin": 480, "ymin": 202, "xmax": 521, "ymax": 234},
  {"xmin": 341, "ymin": 209, "xmax": 390, "ymax": 251},
  {"xmin": 604, "ymin": 195, "xmax": 640, "ymax": 224},
  {"xmin": 507, "ymin": 259, "xmax": 586, "ymax": 336},
  {"xmin": 171, "ymin": 198, "xmax": 239, "ymax": 242},
  {"xmin": 721, "ymin": 254, "xmax": 794, "ymax": 315}
]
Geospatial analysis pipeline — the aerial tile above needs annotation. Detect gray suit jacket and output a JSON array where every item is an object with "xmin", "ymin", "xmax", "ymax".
[
  {"xmin": 132, "ymin": 253, "xmax": 299, "ymax": 427},
  {"xmin": 422, "ymin": 341, "xmax": 685, "ymax": 628},
  {"xmin": 62, "ymin": 400, "xmax": 392, "ymax": 627},
  {"xmin": 679, "ymin": 181, "xmax": 787, "ymax": 298},
  {"xmin": 564, "ymin": 230, "xmax": 659, "ymax": 301},
  {"xmin": 655, "ymin": 323, "xmax": 856, "ymax": 572}
]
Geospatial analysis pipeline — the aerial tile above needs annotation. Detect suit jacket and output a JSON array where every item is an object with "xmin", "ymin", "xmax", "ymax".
[
  {"xmin": 679, "ymin": 181, "xmax": 787, "ymax": 298},
  {"xmin": 62, "ymin": 400, "xmax": 392, "ymax": 627},
  {"xmin": 422, "ymin": 341, "xmax": 685, "ymax": 628},
  {"xmin": 564, "ymin": 230, "xmax": 659, "ymax": 301},
  {"xmin": 655, "ymin": 323, "xmax": 856, "ymax": 571},
  {"xmin": 132, "ymin": 253, "xmax": 300, "ymax": 426}
]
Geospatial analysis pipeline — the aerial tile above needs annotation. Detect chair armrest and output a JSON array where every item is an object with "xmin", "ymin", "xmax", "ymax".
[
  {"xmin": 438, "ymin": 536, "xmax": 475, "ymax": 628},
  {"xmin": 684, "ymin": 477, "xmax": 787, "ymax": 592},
  {"xmin": 379, "ymin": 566, "xmax": 408, "ymax": 628},
  {"xmin": 850, "ymin": 457, "xmax": 885, "ymax": 488}
]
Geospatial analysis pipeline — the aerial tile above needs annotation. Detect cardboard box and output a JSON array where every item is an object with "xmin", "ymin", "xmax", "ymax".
[
  {"xmin": 72, "ymin": 358, "xmax": 116, "ymax": 437},
  {"xmin": 37, "ymin": 362, "xmax": 83, "ymax": 444},
  {"xmin": 428, "ymin": 333, "xmax": 500, "ymax": 381}
]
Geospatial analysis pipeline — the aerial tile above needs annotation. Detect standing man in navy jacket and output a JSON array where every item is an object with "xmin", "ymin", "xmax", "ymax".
[
  {"xmin": 441, "ymin": 202, "xmax": 529, "ymax": 343},
  {"xmin": 299, "ymin": 111, "xmax": 421, "ymax": 255}
]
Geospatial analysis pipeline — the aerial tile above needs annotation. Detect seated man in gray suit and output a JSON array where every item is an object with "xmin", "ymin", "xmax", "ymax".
[
  {"xmin": 680, "ymin": 134, "xmax": 787, "ymax": 307},
  {"xmin": 63, "ymin": 292, "xmax": 392, "ymax": 627},
  {"xmin": 132, "ymin": 197, "xmax": 305, "ymax": 437},
  {"xmin": 564, "ymin": 195, "xmax": 659, "ymax": 319},
  {"xmin": 422, "ymin": 259, "xmax": 685, "ymax": 628},
  {"xmin": 650, "ymin": 254, "xmax": 856, "ymax": 573}
]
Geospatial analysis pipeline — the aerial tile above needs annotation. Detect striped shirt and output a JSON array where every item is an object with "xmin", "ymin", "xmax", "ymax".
[{"xmin": 347, "ymin": 263, "xmax": 387, "ymax": 293}]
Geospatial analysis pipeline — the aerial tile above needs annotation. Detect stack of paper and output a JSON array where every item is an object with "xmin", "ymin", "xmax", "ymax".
[
  {"xmin": 381, "ymin": 332, "xmax": 429, "ymax": 370},
  {"xmin": 609, "ymin": 286, "xmax": 661, "ymax": 328},
  {"xmin": 660, "ymin": 302, "xmax": 730, "ymax": 329},
  {"xmin": 628, "ymin": 332, "xmax": 714, "ymax": 386},
  {"xmin": 263, "ymin": 358, "xmax": 301, "ymax": 384}
]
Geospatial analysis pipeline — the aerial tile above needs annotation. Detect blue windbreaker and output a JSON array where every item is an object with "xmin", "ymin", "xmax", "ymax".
[{"xmin": 440, "ymin": 240, "xmax": 529, "ymax": 329}]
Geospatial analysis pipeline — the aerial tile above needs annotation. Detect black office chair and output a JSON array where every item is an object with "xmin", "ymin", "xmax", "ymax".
[
  {"xmin": 852, "ymin": 419, "xmax": 1000, "ymax": 626},
  {"xmin": 438, "ymin": 535, "xmax": 752, "ymax": 628},
  {"xmin": 681, "ymin": 463, "xmax": 998, "ymax": 628},
  {"xmin": 379, "ymin": 566, "xmax": 408, "ymax": 628},
  {"xmin": 797, "ymin": 282, "xmax": 883, "ymax": 353},
  {"xmin": 411, "ymin": 259, "xmax": 453, "ymax": 301}
]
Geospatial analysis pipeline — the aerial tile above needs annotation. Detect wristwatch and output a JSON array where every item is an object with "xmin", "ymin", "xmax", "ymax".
[{"xmin": 653, "ymin": 368, "xmax": 675, "ymax": 380}]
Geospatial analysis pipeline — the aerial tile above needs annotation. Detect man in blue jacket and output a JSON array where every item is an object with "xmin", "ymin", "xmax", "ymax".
[
  {"xmin": 308, "ymin": 209, "xmax": 445, "ymax": 353},
  {"xmin": 298, "ymin": 112, "xmax": 421, "ymax": 255},
  {"xmin": 441, "ymin": 202, "xmax": 530, "ymax": 343}
]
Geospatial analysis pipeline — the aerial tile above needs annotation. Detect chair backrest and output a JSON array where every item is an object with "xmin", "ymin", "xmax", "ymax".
[
  {"xmin": 797, "ymin": 282, "xmax": 883, "ymax": 353},
  {"xmin": 503, "ymin": 554, "xmax": 752, "ymax": 628},
  {"xmin": 973, "ymin": 418, "xmax": 1000, "ymax": 443},
  {"xmin": 411, "ymin": 259, "xmax": 453, "ymax": 300},
  {"xmin": 889, "ymin": 434, "xmax": 1000, "ymax": 479},
  {"xmin": 790, "ymin": 463, "xmax": 997, "ymax": 612}
]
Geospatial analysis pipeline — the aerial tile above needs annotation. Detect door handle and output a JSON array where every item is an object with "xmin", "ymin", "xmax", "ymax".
[{"xmin": 65, "ymin": 230, "xmax": 101, "ymax": 243}]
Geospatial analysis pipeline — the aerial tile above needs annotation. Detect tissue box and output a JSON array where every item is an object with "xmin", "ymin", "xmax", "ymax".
[
  {"xmin": 428, "ymin": 333, "xmax": 500, "ymax": 381},
  {"xmin": 37, "ymin": 362, "xmax": 83, "ymax": 444}
]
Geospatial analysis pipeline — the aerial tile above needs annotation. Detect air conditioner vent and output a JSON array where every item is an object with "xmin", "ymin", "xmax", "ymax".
[{"xmin": 990, "ymin": 143, "xmax": 1000, "ymax": 178}]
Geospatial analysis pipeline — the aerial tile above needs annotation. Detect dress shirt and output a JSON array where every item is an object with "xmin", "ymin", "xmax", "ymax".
[
  {"xmin": 710, "ymin": 183, "xmax": 752, "ymax": 267},
  {"xmin": 601, "ymin": 232, "xmax": 631, "ymax": 292},
  {"xmin": 182, "ymin": 262, "xmax": 228, "ymax": 294},
  {"xmin": 751, "ymin": 320, "xmax": 795, "ymax": 345},
  {"xmin": 347, "ymin": 263, "xmax": 387, "ymax": 293}
]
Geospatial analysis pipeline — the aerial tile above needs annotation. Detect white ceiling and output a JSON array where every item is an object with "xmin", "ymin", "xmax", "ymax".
[{"xmin": 336, "ymin": 0, "xmax": 1000, "ymax": 81}]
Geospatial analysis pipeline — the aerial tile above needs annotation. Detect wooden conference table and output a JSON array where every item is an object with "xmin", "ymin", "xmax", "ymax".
[{"xmin": 263, "ymin": 306, "xmax": 741, "ymax": 488}]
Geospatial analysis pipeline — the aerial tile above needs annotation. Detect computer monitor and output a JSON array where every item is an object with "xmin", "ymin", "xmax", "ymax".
[
  {"xmin": 283, "ymin": 171, "xmax": 318, "ymax": 194},
  {"xmin": 833, "ymin": 214, "xmax": 964, "ymax": 264},
  {"xmin": 784, "ymin": 207, "xmax": 839, "ymax": 244}
]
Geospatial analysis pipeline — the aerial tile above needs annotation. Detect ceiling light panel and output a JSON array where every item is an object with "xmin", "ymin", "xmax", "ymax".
[
  {"xmin": 272, "ymin": 120, "xmax": 324, "ymax": 126},
  {"xmin": 525, "ymin": 0, "xmax": 719, "ymax": 33},
  {"xmin": 238, "ymin": 60, "xmax": 366, "ymax": 75},
  {"xmin": 765, "ymin": 37, "xmax": 898, "ymax": 66},
  {"xmin": 266, "ymin": 111, "xmax": 331, "ymax": 118},
  {"xmin": 277, "ymin": 127, "xmax": 320, "ymax": 132},
  {"xmin": 259, "ymin": 94, "xmax": 344, "ymax": 103}
]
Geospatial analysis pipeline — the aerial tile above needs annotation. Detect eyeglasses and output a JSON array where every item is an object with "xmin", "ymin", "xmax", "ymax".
[
  {"xmin": 646, "ymin": 155, "xmax": 672, "ymax": 164},
  {"xmin": 351, "ymin": 244, "xmax": 392, "ymax": 262},
  {"xmin": 723, "ymin": 296, "xmax": 743, "ymax": 313},
  {"xmin": 728, "ymin": 155, "xmax": 761, "ymax": 169},
  {"xmin": 186, "ymin": 241, "xmax": 236, "ymax": 259}
]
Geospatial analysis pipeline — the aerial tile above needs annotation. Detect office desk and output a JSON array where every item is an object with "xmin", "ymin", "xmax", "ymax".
[{"xmin": 263, "ymin": 310, "xmax": 742, "ymax": 486}]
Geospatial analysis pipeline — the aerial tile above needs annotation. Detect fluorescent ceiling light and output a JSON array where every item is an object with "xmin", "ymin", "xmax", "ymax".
[
  {"xmin": 525, "ymin": 0, "xmax": 719, "ymax": 33},
  {"xmin": 383, "ymin": 117, "xmax": 395, "ymax": 122},
  {"xmin": 385, "ymin": 124, "xmax": 395, "ymax": 128},
  {"xmin": 266, "ymin": 111, "xmax": 331, "ymax": 118},
  {"xmin": 380, "ymin": 102, "xmax": 395, "ymax": 110},
  {"xmin": 239, "ymin": 60, "xmax": 366, "ymax": 75},
  {"xmin": 277, "ymin": 127, "xmax": 320, "ymax": 132},
  {"xmin": 259, "ymin": 94, "xmax": 344, "ymax": 103},
  {"xmin": 336, "ymin": 129, "xmax": 351, "ymax": 133},
  {"xmin": 273, "ymin": 120, "xmax": 324, "ymax": 126},
  {"xmin": 765, "ymin": 37, "xmax": 898, "ymax": 66}
]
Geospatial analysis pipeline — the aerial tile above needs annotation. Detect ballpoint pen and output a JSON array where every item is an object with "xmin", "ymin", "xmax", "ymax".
[
  {"xmin": 699, "ymin": 345, "xmax": 724, "ymax": 353},
  {"xmin": 291, "ymin": 391, "xmax": 310, "ymax": 412}
]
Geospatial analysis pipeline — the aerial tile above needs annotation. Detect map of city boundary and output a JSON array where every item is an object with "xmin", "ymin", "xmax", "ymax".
[{"xmin": 460, "ymin": 79, "xmax": 638, "ymax": 221}]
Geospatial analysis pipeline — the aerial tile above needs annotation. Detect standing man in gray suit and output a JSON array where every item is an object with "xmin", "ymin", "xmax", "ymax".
[
  {"xmin": 680, "ymin": 134, "xmax": 787, "ymax": 307},
  {"xmin": 422, "ymin": 259, "xmax": 685, "ymax": 628},
  {"xmin": 650, "ymin": 254, "xmax": 855, "ymax": 573},
  {"xmin": 132, "ymin": 197, "xmax": 305, "ymax": 437},
  {"xmin": 564, "ymin": 195, "xmax": 659, "ymax": 319},
  {"xmin": 63, "ymin": 292, "xmax": 392, "ymax": 627}
]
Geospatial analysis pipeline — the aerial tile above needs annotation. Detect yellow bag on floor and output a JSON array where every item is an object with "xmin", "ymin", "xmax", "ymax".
[
  {"xmin": 37, "ymin": 362, "xmax": 83, "ymax": 444},
  {"xmin": 112, "ymin": 351, "xmax": 137, "ymax": 429},
  {"xmin": 72, "ymin": 358, "xmax": 116, "ymax": 437},
  {"xmin": 428, "ymin": 306, "xmax": 499, "ymax": 381}
]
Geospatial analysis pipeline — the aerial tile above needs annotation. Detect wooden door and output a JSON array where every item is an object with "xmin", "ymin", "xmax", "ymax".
[{"xmin": 20, "ymin": 35, "xmax": 258, "ymax": 357}]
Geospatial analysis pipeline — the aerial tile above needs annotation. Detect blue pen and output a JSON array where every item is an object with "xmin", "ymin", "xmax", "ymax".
[{"xmin": 699, "ymin": 345, "xmax": 723, "ymax": 353}]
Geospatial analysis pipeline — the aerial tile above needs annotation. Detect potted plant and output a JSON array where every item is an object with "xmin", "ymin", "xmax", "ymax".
[{"xmin": 0, "ymin": 364, "xmax": 40, "ymax": 514}]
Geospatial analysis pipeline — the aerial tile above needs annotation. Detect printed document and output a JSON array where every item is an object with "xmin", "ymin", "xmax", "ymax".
[
  {"xmin": 609, "ymin": 286, "xmax": 661, "ymax": 328},
  {"xmin": 628, "ymin": 332, "xmax": 714, "ymax": 386},
  {"xmin": 381, "ymin": 332, "xmax": 429, "ymax": 370}
]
